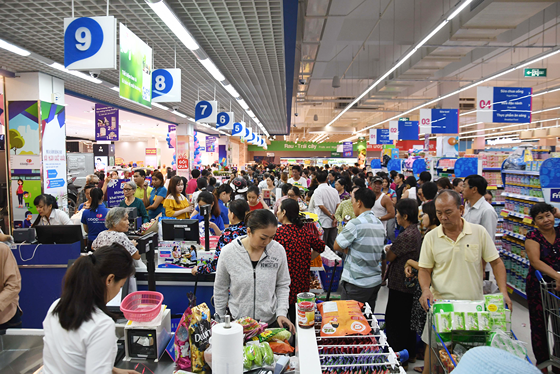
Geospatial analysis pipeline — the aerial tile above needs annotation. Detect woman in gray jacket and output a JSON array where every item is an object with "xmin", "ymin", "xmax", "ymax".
[{"xmin": 214, "ymin": 209, "xmax": 295, "ymax": 334}]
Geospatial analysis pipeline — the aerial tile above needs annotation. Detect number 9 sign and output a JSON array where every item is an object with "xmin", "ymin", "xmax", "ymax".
[
  {"xmin": 195, "ymin": 100, "xmax": 218, "ymax": 123},
  {"xmin": 152, "ymin": 68, "xmax": 181, "ymax": 102},
  {"xmin": 64, "ymin": 16, "xmax": 117, "ymax": 70}
]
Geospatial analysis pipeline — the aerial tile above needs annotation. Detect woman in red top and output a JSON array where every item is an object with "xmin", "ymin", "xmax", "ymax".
[
  {"xmin": 247, "ymin": 186, "xmax": 270, "ymax": 211},
  {"xmin": 275, "ymin": 198, "xmax": 325, "ymax": 322}
]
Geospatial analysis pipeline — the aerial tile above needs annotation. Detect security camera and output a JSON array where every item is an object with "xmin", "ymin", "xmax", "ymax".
[
  {"xmin": 294, "ymin": 112, "xmax": 299, "ymax": 117},
  {"xmin": 299, "ymin": 78, "xmax": 306, "ymax": 85},
  {"xmin": 293, "ymin": 124, "xmax": 297, "ymax": 128},
  {"xmin": 172, "ymin": 106, "xmax": 179, "ymax": 111},
  {"xmin": 89, "ymin": 70, "xmax": 100, "ymax": 79}
]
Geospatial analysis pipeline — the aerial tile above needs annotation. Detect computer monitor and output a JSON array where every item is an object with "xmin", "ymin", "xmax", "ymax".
[
  {"xmin": 35, "ymin": 225, "xmax": 85, "ymax": 251},
  {"xmin": 161, "ymin": 219, "xmax": 199, "ymax": 242},
  {"xmin": 124, "ymin": 207, "xmax": 139, "ymax": 231}
]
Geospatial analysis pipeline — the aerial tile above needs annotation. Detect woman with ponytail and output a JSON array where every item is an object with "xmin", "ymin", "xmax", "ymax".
[
  {"xmin": 81, "ymin": 188, "xmax": 110, "ymax": 248},
  {"xmin": 214, "ymin": 183, "xmax": 233, "ymax": 228},
  {"xmin": 42, "ymin": 244, "xmax": 138, "ymax": 374},
  {"xmin": 274, "ymin": 198, "xmax": 326, "ymax": 322},
  {"xmin": 190, "ymin": 192, "xmax": 225, "ymax": 235}
]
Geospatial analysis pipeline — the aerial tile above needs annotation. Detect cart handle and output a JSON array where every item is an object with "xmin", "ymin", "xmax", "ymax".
[
  {"xmin": 536, "ymin": 270, "xmax": 544, "ymax": 282},
  {"xmin": 427, "ymin": 300, "xmax": 458, "ymax": 369}
]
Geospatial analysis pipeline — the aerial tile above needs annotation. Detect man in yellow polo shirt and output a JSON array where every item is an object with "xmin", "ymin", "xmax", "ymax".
[
  {"xmin": 133, "ymin": 169, "xmax": 152, "ymax": 207},
  {"xmin": 418, "ymin": 190, "xmax": 510, "ymax": 374}
]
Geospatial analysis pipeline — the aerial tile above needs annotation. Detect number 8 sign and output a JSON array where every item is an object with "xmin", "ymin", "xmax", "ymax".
[
  {"xmin": 152, "ymin": 68, "xmax": 181, "ymax": 103},
  {"xmin": 195, "ymin": 101, "xmax": 218, "ymax": 123},
  {"xmin": 64, "ymin": 16, "xmax": 117, "ymax": 70}
]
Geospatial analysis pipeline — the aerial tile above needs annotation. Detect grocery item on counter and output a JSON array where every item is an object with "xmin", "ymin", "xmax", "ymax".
[
  {"xmin": 243, "ymin": 341, "xmax": 275, "ymax": 370},
  {"xmin": 297, "ymin": 300, "xmax": 315, "ymax": 328},
  {"xmin": 251, "ymin": 328, "xmax": 291, "ymax": 343},
  {"xmin": 189, "ymin": 303, "xmax": 212, "ymax": 373},
  {"xmin": 174, "ymin": 307, "xmax": 193, "ymax": 370},
  {"xmin": 318, "ymin": 300, "xmax": 371, "ymax": 337},
  {"xmin": 236, "ymin": 316, "xmax": 268, "ymax": 342},
  {"xmin": 269, "ymin": 340, "xmax": 294, "ymax": 354}
]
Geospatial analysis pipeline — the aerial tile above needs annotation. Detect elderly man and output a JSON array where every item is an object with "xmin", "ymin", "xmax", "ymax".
[{"xmin": 418, "ymin": 190, "xmax": 510, "ymax": 374}]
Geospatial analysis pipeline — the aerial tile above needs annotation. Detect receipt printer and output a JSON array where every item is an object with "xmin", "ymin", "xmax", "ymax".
[
  {"xmin": 13, "ymin": 228, "xmax": 35, "ymax": 243},
  {"xmin": 124, "ymin": 308, "xmax": 171, "ymax": 361}
]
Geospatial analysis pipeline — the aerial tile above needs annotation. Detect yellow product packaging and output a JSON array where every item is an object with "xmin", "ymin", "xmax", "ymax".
[{"xmin": 188, "ymin": 303, "xmax": 212, "ymax": 373}]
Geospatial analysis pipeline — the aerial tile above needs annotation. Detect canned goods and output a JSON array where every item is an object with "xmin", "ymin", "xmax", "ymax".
[
  {"xmin": 297, "ymin": 292, "xmax": 315, "ymax": 304},
  {"xmin": 297, "ymin": 301, "xmax": 315, "ymax": 328}
]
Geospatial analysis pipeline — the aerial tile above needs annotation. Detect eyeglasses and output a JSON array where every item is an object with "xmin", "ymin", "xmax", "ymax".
[{"xmin": 123, "ymin": 188, "xmax": 133, "ymax": 191}]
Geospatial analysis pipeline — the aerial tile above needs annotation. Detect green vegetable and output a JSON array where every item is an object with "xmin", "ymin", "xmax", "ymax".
[
  {"xmin": 271, "ymin": 329, "xmax": 291, "ymax": 341},
  {"xmin": 262, "ymin": 342, "xmax": 274, "ymax": 365},
  {"xmin": 243, "ymin": 346, "xmax": 253, "ymax": 370},
  {"xmin": 245, "ymin": 345, "xmax": 255, "ymax": 360},
  {"xmin": 253, "ymin": 344, "xmax": 263, "ymax": 367}
]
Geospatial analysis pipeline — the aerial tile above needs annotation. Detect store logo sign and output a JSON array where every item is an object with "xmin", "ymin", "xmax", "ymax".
[{"xmin": 551, "ymin": 189, "xmax": 560, "ymax": 202}]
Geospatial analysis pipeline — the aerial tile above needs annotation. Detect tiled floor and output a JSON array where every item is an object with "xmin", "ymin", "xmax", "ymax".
[{"xmin": 372, "ymin": 286, "xmax": 537, "ymax": 373}]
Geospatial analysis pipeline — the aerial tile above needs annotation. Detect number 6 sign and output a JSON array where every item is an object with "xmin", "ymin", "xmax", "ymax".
[
  {"xmin": 216, "ymin": 112, "xmax": 234, "ymax": 130},
  {"xmin": 195, "ymin": 101, "xmax": 218, "ymax": 123},
  {"xmin": 64, "ymin": 16, "xmax": 117, "ymax": 70},
  {"xmin": 152, "ymin": 68, "xmax": 181, "ymax": 102}
]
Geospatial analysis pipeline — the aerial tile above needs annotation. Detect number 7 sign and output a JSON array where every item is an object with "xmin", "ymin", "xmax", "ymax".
[{"xmin": 195, "ymin": 100, "xmax": 218, "ymax": 123}]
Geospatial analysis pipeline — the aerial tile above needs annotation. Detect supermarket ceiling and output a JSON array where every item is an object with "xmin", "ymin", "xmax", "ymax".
[
  {"xmin": 290, "ymin": 0, "xmax": 560, "ymax": 143},
  {"xmin": 0, "ymin": 0, "xmax": 291, "ymax": 135}
]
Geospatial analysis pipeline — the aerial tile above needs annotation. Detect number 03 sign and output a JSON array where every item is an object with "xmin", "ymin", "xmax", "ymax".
[{"xmin": 64, "ymin": 16, "xmax": 117, "ymax": 70}]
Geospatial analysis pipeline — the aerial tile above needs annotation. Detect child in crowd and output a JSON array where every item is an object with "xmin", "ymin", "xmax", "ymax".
[{"xmin": 247, "ymin": 186, "xmax": 270, "ymax": 211}]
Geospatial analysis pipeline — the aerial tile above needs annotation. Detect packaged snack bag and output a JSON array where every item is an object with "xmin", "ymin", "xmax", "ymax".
[
  {"xmin": 174, "ymin": 307, "xmax": 193, "ymax": 370},
  {"xmin": 317, "ymin": 300, "xmax": 371, "ymax": 337},
  {"xmin": 188, "ymin": 303, "xmax": 212, "ymax": 373}
]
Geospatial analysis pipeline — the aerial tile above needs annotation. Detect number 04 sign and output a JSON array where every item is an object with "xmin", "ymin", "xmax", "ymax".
[{"xmin": 64, "ymin": 16, "xmax": 117, "ymax": 70}]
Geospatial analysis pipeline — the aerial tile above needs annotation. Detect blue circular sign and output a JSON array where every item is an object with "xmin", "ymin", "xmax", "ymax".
[
  {"xmin": 152, "ymin": 69, "xmax": 173, "ymax": 98},
  {"xmin": 64, "ymin": 18, "xmax": 104, "ymax": 67},
  {"xmin": 195, "ymin": 101, "xmax": 213, "ymax": 121},
  {"xmin": 232, "ymin": 122, "xmax": 243, "ymax": 136},
  {"xmin": 217, "ymin": 112, "xmax": 230, "ymax": 129}
]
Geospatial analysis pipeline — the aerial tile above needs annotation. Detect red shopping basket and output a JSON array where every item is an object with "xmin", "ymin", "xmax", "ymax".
[{"xmin": 120, "ymin": 291, "xmax": 163, "ymax": 322}]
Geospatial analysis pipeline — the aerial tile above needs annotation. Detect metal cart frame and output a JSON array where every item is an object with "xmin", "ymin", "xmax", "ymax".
[{"xmin": 536, "ymin": 270, "xmax": 560, "ymax": 371}]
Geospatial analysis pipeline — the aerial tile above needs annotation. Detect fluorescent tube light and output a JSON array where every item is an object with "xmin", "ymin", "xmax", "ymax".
[
  {"xmin": 223, "ymin": 84, "xmax": 239, "ymax": 98},
  {"xmin": 151, "ymin": 102, "xmax": 169, "ymax": 110},
  {"xmin": 0, "ymin": 38, "xmax": 30, "ymax": 56},
  {"xmin": 238, "ymin": 99, "xmax": 249, "ymax": 110},
  {"xmin": 199, "ymin": 58, "xmax": 225, "ymax": 82},
  {"xmin": 171, "ymin": 110, "xmax": 187, "ymax": 118},
  {"xmin": 146, "ymin": 0, "xmax": 199, "ymax": 50}
]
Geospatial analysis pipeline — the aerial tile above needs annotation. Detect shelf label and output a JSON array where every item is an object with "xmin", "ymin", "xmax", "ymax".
[
  {"xmin": 487, "ymin": 186, "xmax": 497, "ymax": 190},
  {"xmin": 500, "ymin": 211, "xmax": 509, "ymax": 218},
  {"xmin": 523, "ymin": 217, "xmax": 533, "ymax": 224}
]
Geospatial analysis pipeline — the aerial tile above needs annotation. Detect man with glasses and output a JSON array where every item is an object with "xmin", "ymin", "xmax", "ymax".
[
  {"xmin": 133, "ymin": 169, "xmax": 152, "ymax": 207},
  {"xmin": 334, "ymin": 187, "xmax": 385, "ymax": 311}
]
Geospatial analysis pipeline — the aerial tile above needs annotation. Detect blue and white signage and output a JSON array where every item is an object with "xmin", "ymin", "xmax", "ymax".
[
  {"xmin": 195, "ymin": 100, "xmax": 218, "ymax": 123},
  {"xmin": 477, "ymin": 86, "xmax": 532, "ymax": 123},
  {"xmin": 419, "ymin": 109, "xmax": 459, "ymax": 134},
  {"xmin": 540, "ymin": 158, "xmax": 560, "ymax": 210},
  {"xmin": 64, "ymin": 16, "xmax": 117, "ymax": 70},
  {"xmin": 216, "ymin": 112, "xmax": 234, "ymax": 131},
  {"xmin": 232, "ymin": 121, "xmax": 246, "ymax": 137},
  {"xmin": 369, "ymin": 129, "xmax": 392, "ymax": 145},
  {"xmin": 389, "ymin": 121, "xmax": 419, "ymax": 140},
  {"xmin": 152, "ymin": 68, "xmax": 181, "ymax": 102}
]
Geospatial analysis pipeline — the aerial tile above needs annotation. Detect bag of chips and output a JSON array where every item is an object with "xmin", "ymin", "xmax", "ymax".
[
  {"xmin": 174, "ymin": 307, "xmax": 193, "ymax": 370},
  {"xmin": 188, "ymin": 303, "xmax": 212, "ymax": 373},
  {"xmin": 317, "ymin": 300, "xmax": 371, "ymax": 337}
]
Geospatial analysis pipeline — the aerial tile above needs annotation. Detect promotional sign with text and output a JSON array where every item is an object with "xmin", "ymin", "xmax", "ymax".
[
  {"xmin": 369, "ymin": 128, "xmax": 392, "ymax": 145},
  {"xmin": 389, "ymin": 121, "xmax": 419, "ymax": 140},
  {"xmin": 106, "ymin": 179, "xmax": 129, "ymax": 207},
  {"xmin": 206, "ymin": 136, "xmax": 217, "ymax": 152},
  {"xmin": 419, "ymin": 109, "xmax": 459, "ymax": 134},
  {"xmin": 42, "ymin": 102, "xmax": 68, "ymax": 210},
  {"xmin": 342, "ymin": 142, "xmax": 353, "ymax": 157},
  {"xmin": 477, "ymin": 86, "xmax": 532, "ymax": 123},
  {"xmin": 95, "ymin": 104, "xmax": 119, "ymax": 141},
  {"xmin": 64, "ymin": 16, "xmax": 117, "ymax": 70},
  {"xmin": 119, "ymin": 23, "xmax": 153, "ymax": 108}
]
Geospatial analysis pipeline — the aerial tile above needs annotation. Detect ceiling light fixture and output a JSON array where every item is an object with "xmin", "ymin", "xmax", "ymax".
[
  {"xmin": 0, "ymin": 38, "xmax": 30, "ymax": 56},
  {"xmin": 326, "ymin": 0, "xmax": 473, "ymax": 127},
  {"xmin": 198, "ymin": 58, "xmax": 225, "ymax": 82},
  {"xmin": 171, "ymin": 110, "xmax": 187, "ymax": 118},
  {"xmin": 145, "ymin": 0, "xmax": 199, "ymax": 50},
  {"xmin": 152, "ymin": 103, "xmax": 169, "ymax": 110},
  {"xmin": 50, "ymin": 62, "xmax": 102, "ymax": 84},
  {"xmin": 223, "ymin": 84, "xmax": 239, "ymax": 98}
]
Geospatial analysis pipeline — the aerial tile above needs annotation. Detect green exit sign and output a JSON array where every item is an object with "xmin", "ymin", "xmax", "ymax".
[
  {"xmin": 399, "ymin": 117, "xmax": 409, "ymax": 121},
  {"xmin": 524, "ymin": 68, "xmax": 547, "ymax": 77}
]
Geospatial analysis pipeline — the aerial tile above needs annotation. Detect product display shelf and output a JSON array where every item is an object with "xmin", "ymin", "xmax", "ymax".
[
  {"xmin": 502, "ymin": 230, "xmax": 526, "ymax": 241},
  {"xmin": 482, "ymin": 167, "xmax": 502, "ymax": 171},
  {"xmin": 507, "ymin": 283, "xmax": 528, "ymax": 300},
  {"xmin": 503, "ymin": 170, "xmax": 540, "ymax": 176},
  {"xmin": 500, "ymin": 209, "xmax": 532, "ymax": 223},
  {"xmin": 501, "ymin": 192, "xmax": 545, "ymax": 203},
  {"xmin": 492, "ymin": 201, "xmax": 505, "ymax": 206},
  {"xmin": 435, "ymin": 157, "xmax": 457, "ymax": 178},
  {"xmin": 498, "ymin": 249, "xmax": 528, "ymax": 300}
]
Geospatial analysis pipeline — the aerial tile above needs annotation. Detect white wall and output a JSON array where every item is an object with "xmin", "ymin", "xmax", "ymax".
[{"xmin": 114, "ymin": 140, "xmax": 175, "ymax": 168}]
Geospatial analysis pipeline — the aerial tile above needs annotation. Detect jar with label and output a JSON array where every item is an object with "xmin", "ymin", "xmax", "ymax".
[{"xmin": 297, "ymin": 301, "xmax": 315, "ymax": 328}]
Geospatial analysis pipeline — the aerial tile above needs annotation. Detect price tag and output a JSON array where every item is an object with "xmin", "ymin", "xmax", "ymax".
[
  {"xmin": 443, "ymin": 168, "xmax": 448, "ymax": 172},
  {"xmin": 507, "ymin": 286, "xmax": 513, "ymax": 294},
  {"xmin": 64, "ymin": 16, "xmax": 117, "ymax": 70},
  {"xmin": 523, "ymin": 217, "xmax": 533, "ymax": 224},
  {"xmin": 487, "ymin": 186, "xmax": 497, "ymax": 190},
  {"xmin": 500, "ymin": 211, "xmax": 509, "ymax": 218}
]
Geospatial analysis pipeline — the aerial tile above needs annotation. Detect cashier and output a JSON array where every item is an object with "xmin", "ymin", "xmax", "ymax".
[
  {"xmin": 32, "ymin": 194, "xmax": 72, "ymax": 226},
  {"xmin": 42, "ymin": 243, "xmax": 140, "ymax": 374}
]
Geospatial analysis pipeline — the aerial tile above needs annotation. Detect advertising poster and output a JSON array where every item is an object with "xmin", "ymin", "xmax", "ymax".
[
  {"xmin": 95, "ymin": 104, "xmax": 119, "ymax": 141},
  {"xmin": 437, "ymin": 136, "xmax": 459, "ymax": 157},
  {"xmin": 357, "ymin": 137, "xmax": 367, "ymax": 166},
  {"xmin": 218, "ymin": 144, "xmax": 227, "ymax": 167},
  {"xmin": 145, "ymin": 148, "xmax": 157, "ymax": 168},
  {"xmin": 8, "ymin": 101, "xmax": 41, "ymax": 173},
  {"xmin": 106, "ymin": 179, "xmax": 129, "ymax": 207},
  {"xmin": 119, "ymin": 23, "xmax": 153, "ymax": 108},
  {"xmin": 41, "ymin": 102, "xmax": 68, "ymax": 211},
  {"xmin": 206, "ymin": 136, "xmax": 217, "ymax": 152},
  {"xmin": 342, "ymin": 142, "xmax": 353, "ymax": 157},
  {"xmin": 11, "ymin": 177, "xmax": 41, "ymax": 228}
]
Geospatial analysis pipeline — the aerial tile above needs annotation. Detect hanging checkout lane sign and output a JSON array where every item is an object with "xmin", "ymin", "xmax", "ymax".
[
  {"xmin": 152, "ymin": 68, "xmax": 181, "ymax": 103},
  {"xmin": 369, "ymin": 129, "xmax": 392, "ymax": 145},
  {"xmin": 476, "ymin": 86, "xmax": 532, "ymax": 124},
  {"xmin": 64, "ymin": 16, "xmax": 117, "ymax": 70},
  {"xmin": 216, "ymin": 112, "xmax": 234, "ymax": 131},
  {"xmin": 232, "ymin": 121, "xmax": 245, "ymax": 137},
  {"xmin": 419, "ymin": 109, "xmax": 459, "ymax": 134},
  {"xmin": 389, "ymin": 121, "xmax": 419, "ymax": 141},
  {"xmin": 195, "ymin": 101, "xmax": 218, "ymax": 123}
]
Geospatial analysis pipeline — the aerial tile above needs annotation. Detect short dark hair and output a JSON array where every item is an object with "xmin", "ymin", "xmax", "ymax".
[
  {"xmin": 390, "ymin": 170, "xmax": 397, "ymax": 179},
  {"xmin": 196, "ymin": 177, "xmax": 208, "ymax": 190},
  {"xmin": 201, "ymin": 169, "xmax": 209, "ymax": 177},
  {"xmin": 437, "ymin": 177, "xmax": 453, "ymax": 190},
  {"xmin": 396, "ymin": 198, "xmax": 419, "ymax": 224},
  {"xmin": 292, "ymin": 165, "xmax": 302, "ymax": 173},
  {"xmin": 353, "ymin": 187, "xmax": 375, "ymax": 209},
  {"xmin": 289, "ymin": 186, "xmax": 302, "ymax": 197},
  {"xmin": 452, "ymin": 178, "xmax": 463, "ymax": 187},
  {"xmin": 316, "ymin": 171, "xmax": 328, "ymax": 183},
  {"xmin": 422, "ymin": 182, "xmax": 438, "ymax": 200},
  {"xmin": 404, "ymin": 176, "xmax": 417, "ymax": 188},
  {"xmin": 281, "ymin": 183, "xmax": 292, "ymax": 196},
  {"xmin": 530, "ymin": 202, "xmax": 555, "ymax": 220},
  {"xmin": 229, "ymin": 199, "xmax": 250, "ymax": 222},
  {"xmin": 245, "ymin": 209, "xmax": 277, "ymax": 232},
  {"xmin": 247, "ymin": 185, "xmax": 260, "ymax": 196},
  {"xmin": 53, "ymin": 244, "xmax": 135, "ymax": 330},
  {"xmin": 464, "ymin": 174, "xmax": 488, "ymax": 196},
  {"xmin": 398, "ymin": 173, "xmax": 405, "ymax": 180},
  {"xmin": 209, "ymin": 177, "xmax": 216, "ymax": 186},
  {"xmin": 353, "ymin": 178, "xmax": 366, "ymax": 188},
  {"xmin": 422, "ymin": 200, "xmax": 440, "ymax": 227},
  {"xmin": 434, "ymin": 189, "xmax": 462, "ymax": 208},
  {"xmin": 192, "ymin": 169, "xmax": 201, "ymax": 178},
  {"xmin": 351, "ymin": 167, "xmax": 360, "ymax": 175},
  {"xmin": 134, "ymin": 169, "xmax": 146, "ymax": 178},
  {"xmin": 419, "ymin": 171, "xmax": 432, "ymax": 183}
]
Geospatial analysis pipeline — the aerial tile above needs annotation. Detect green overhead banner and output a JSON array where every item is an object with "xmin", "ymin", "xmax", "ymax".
[{"xmin": 248, "ymin": 141, "xmax": 358, "ymax": 152}]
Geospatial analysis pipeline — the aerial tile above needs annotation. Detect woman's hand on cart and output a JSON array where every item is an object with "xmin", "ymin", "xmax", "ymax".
[
  {"xmin": 191, "ymin": 267, "xmax": 198, "ymax": 275},
  {"xmin": 420, "ymin": 288, "xmax": 434, "ymax": 311},
  {"xmin": 112, "ymin": 368, "xmax": 140, "ymax": 374}
]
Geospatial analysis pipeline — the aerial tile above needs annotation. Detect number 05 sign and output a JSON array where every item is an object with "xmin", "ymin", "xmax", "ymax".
[{"xmin": 64, "ymin": 16, "xmax": 117, "ymax": 70}]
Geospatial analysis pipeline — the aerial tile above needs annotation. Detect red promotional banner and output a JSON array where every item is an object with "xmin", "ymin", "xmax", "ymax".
[
  {"xmin": 395, "ymin": 140, "xmax": 436, "ymax": 151},
  {"xmin": 177, "ymin": 153, "xmax": 189, "ymax": 170},
  {"xmin": 367, "ymin": 144, "xmax": 384, "ymax": 151}
]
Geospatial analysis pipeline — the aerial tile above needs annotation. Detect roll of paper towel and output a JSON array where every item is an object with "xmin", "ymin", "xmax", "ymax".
[{"xmin": 211, "ymin": 316, "xmax": 244, "ymax": 374}]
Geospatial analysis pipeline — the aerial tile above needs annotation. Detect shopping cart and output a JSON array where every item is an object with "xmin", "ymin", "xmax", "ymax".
[
  {"xmin": 427, "ymin": 300, "xmax": 531, "ymax": 373},
  {"xmin": 535, "ymin": 270, "xmax": 560, "ymax": 371}
]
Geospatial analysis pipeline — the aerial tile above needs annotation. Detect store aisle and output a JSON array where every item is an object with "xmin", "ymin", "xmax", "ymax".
[{"xmin": 374, "ymin": 286, "xmax": 537, "ymax": 372}]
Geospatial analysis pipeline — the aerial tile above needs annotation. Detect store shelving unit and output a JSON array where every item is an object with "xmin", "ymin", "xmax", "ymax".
[
  {"xmin": 498, "ymin": 249, "xmax": 528, "ymax": 300},
  {"xmin": 434, "ymin": 157, "xmax": 456, "ymax": 178}
]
